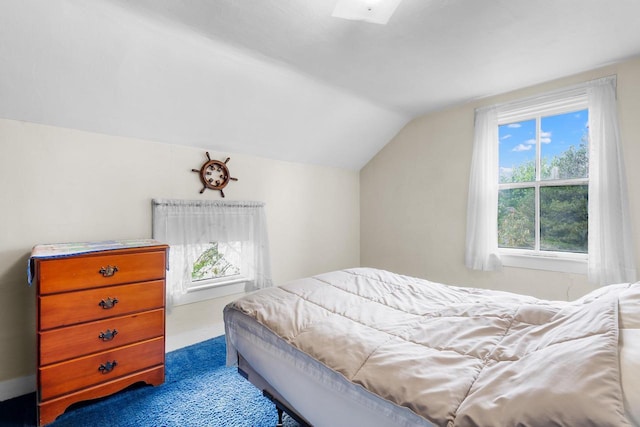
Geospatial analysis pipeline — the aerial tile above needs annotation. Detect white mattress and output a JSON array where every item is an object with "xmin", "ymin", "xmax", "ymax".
[
  {"xmin": 225, "ymin": 270, "xmax": 640, "ymax": 426},
  {"xmin": 225, "ymin": 308, "xmax": 435, "ymax": 427}
]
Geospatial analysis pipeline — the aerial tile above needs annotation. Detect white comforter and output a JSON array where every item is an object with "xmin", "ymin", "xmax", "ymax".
[{"xmin": 226, "ymin": 268, "xmax": 635, "ymax": 426}]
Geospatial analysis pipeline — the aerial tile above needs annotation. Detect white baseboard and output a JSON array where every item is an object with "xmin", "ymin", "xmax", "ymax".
[
  {"xmin": 165, "ymin": 322, "xmax": 225, "ymax": 352},
  {"xmin": 0, "ymin": 374, "xmax": 35, "ymax": 401}
]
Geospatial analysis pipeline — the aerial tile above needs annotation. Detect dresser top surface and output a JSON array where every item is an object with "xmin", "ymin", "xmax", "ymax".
[{"xmin": 31, "ymin": 239, "xmax": 167, "ymax": 259}]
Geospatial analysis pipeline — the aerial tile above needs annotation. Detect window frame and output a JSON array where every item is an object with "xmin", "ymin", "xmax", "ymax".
[
  {"xmin": 172, "ymin": 240, "xmax": 251, "ymax": 307},
  {"xmin": 173, "ymin": 272, "xmax": 248, "ymax": 306},
  {"xmin": 189, "ymin": 241, "xmax": 244, "ymax": 287},
  {"xmin": 188, "ymin": 272, "xmax": 247, "ymax": 292},
  {"xmin": 496, "ymin": 97, "xmax": 589, "ymax": 273}
]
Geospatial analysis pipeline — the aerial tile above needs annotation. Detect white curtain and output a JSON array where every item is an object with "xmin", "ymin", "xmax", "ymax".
[
  {"xmin": 587, "ymin": 77, "xmax": 637, "ymax": 285},
  {"xmin": 465, "ymin": 76, "xmax": 637, "ymax": 285},
  {"xmin": 152, "ymin": 199, "xmax": 272, "ymax": 307},
  {"xmin": 465, "ymin": 106, "xmax": 502, "ymax": 271}
]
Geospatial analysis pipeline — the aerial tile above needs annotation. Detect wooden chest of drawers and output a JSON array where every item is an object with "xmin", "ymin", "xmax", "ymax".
[{"xmin": 30, "ymin": 240, "xmax": 169, "ymax": 426}]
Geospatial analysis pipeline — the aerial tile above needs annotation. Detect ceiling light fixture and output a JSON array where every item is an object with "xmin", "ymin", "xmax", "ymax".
[{"xmin": 331, "ymin": 0, "xmax": 403, "ymax": 25}]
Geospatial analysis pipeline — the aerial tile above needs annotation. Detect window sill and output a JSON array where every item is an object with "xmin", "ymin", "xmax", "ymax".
[
  {"xmin": 173, "ymin": 278, "xmax": 248, "ymax": 306},
  {"xmin": 500, "ymin": 252, "xmax": 587, "ymax": 274}
]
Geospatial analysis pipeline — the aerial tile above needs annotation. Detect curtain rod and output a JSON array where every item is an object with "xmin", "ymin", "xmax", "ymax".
[
  {"xmin": 475, "ymin": 74, "xmax": 617, "ymax": 114},
  {"xmin": 152, "ymin": 199, "xmax": 265, "ymax": 208}
]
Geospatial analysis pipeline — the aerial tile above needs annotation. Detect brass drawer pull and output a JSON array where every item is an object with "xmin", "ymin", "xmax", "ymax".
[
  {"xmin": 98, "ymin": 329, "xmax": 118, "ymax": 341},
  {"xmin": 99, "ymin": 265, "xmax": 119, "ymax": 277},
  {"xmin": 98, "ymin": 297, "xmax": 119, "ymax": 309},
  {"xmin": 98, "ymin": 360, "xmax": 117, "ymax": 374}
]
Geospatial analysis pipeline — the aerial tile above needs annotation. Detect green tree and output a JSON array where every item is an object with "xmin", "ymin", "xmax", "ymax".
[
  {"xmin": 192, "ymin": 243, "xmax": 239, "ymax": 280},
  {"xmin": 548, "ymin": 141, "xmax": 588, "ymax": 180},
  {"xmin": 498, "ymin": 188, "xmax": 535, "ymax": 249},
  {"xmin": 540, "ymin": 185, "xmax": 588, "ymax": 252},
  {"xmin": 498, "ymin": 139, "xmax": 588, "ymax": 252},
  {"xmin": 501, "ymin": 157, "xmax": 548, "ymax": 183}
]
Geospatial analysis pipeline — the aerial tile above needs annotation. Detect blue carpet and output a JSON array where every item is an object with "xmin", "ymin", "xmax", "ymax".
[{"xmin": 47, "ymin": 335, "xmax": 298, "ymax": 427}]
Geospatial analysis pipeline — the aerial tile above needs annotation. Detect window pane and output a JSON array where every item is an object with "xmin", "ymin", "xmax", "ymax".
[
  {"xmin": 540, "ymin": 185, "xmax": 588, "ymax": 253},
  {"xmin": 499, "ymin": 119, "xmax": 536, "ymax": 183},
  {"xmin": 192, "ymin": 241, "xmax": 241, "ymax": 282},
  {"xmin": 498, "ymin": 187, "xmax": 535, "ymax": 249},
  {"xmin": 540, "ymin": 110, "xmax": 589, "ymax": 180}
]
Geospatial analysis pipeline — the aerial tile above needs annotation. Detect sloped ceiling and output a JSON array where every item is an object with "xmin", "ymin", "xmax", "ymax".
[{"xmin": 2, "ymin": 0, "xmax": 640, "ymax": 170}]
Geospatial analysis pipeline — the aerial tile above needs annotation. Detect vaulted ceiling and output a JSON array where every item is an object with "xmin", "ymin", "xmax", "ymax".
[{"xmin": 2, "ymin": 0, "xmax": 640, "ymax": 170}]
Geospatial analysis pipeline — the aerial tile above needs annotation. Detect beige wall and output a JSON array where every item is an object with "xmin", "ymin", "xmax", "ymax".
[
  {"xmin": 361, "ymin": 56, "xmax": 640, "ymax": 301},
  {"xmin": 0, "ymin": 119, "xmax": 360, "ymax": 396}
]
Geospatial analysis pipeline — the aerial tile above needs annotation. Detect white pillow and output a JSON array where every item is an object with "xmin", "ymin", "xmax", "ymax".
[
  {"xmin": 619, "ymin": 285, "xmax": 640, "ymax": 329},
  {"xmin": 620, "ymin": 329, "xmax": 640, "ymax": 426}
]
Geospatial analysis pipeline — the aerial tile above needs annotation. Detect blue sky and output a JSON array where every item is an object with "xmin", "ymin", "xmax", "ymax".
[{"xmin": 499, "ymin": 109, "xmax": 588, "ymax": 178}]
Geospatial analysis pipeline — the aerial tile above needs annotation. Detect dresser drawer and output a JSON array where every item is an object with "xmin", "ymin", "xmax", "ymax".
[
  {"xmin": 40, "ymin": 309, "xmax": 165, "ymax": 365},
  {"xmin": 39, "ymin": 337, "xmax": 165, "ymax": 401},
  {"xmin": 37, "ymin": 250, "xmax": 166, "ymax": 294},
  {"xmin": 39, "ymin": 280, "xmax": 164, "ymax": 330}
]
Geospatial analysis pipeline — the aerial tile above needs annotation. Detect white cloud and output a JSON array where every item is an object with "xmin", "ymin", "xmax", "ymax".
[
  {"xmin": 507, "ymin": 123, "xmax": 522, "ymax": 128},
  {"xmin": 501, "ymin": 134, "xmax": 512, "ymax": 140},
  {"xmin": 525, "ymin": 139, "xmax": 536, "ymax": 145},
  {"xmin": 540, "ymin": 130, "xmax": 552, "ymax": 144},
  {"xmin": 513, "ymin": 144, "xmax": 533, "ymax": 152}
]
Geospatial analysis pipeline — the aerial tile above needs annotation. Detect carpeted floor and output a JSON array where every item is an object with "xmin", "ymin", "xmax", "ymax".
[{"xmin": 0, "ymin": 336, "xmax": 299, "ymax": 427}]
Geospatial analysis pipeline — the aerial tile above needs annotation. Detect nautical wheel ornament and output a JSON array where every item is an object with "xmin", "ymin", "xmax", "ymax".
[{"xmin": 191, "ymin": 152, "xmax": 238, "ymax": 197}]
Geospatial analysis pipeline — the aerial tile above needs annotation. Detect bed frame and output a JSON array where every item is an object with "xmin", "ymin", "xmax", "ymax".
[{"xmin": 237, "ymin": 353, "xmax": 312, "ymax": 427}]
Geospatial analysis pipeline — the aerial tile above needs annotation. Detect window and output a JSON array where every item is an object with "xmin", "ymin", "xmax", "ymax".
[
  {"xmin": 498, "ymin": 108, "xmax": 589, "ymax": 260},
  {"xmin": 191, "ymin": 241, "xmax": 241, "ymax": 284},
  {"xmin": 152, "ymin": 199, "xmax": 272, "ymax": 307},
  {"xmin": 466, "ymin": 76, "xmax": 636, "ymax": 284}
]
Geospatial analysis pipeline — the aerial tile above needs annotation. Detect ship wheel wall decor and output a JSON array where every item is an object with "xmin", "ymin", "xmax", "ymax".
[{"xmin": 191, "ymin": 152, "xmax": 238, "ymax": 197}]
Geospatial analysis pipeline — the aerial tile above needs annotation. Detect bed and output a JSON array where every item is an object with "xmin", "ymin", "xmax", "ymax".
[{"xmin": 224, "ymin": 268, "xmax": 640, "ymax": 426}]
